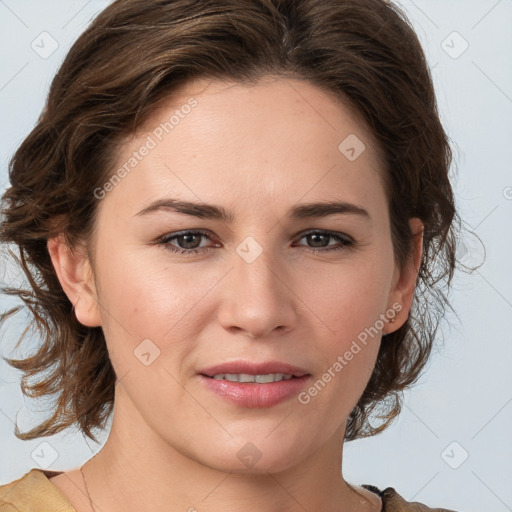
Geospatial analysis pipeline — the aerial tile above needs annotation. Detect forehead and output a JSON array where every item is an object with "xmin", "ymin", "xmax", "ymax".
[{"xmin": 100, "ymin": 76, "xmax": 387, "ymax": 222}]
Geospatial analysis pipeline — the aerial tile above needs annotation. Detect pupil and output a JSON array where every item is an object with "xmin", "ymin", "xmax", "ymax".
[
  {"xmin": 309, "ymin": 233, "xmax": 328, "ymax": 247},
  {"xmin": 181, "ymin": 234, "xmax": 199, "ymax": 249}
]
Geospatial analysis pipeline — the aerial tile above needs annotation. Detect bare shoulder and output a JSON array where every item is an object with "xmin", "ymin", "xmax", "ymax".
[{"xmin": 352, "ymin": 484, "xmax": 383, "ymax": 511}]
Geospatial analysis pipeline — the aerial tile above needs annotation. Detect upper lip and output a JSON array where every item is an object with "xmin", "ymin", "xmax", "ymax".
[{"xmin": 200, "ymin": 361, "xmax": 310, "ymax": 378}]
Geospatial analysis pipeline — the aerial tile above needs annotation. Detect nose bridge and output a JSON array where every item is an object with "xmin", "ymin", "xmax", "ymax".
[
  {"xmin": 235, "ymin": 235, "xmax": 281, "ymax": 295},
  {"xmin": 219, "ymin": 234, "xmax": 295, "ymax": 338}
]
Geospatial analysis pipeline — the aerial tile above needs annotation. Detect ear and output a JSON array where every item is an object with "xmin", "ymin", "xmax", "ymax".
[
  {"xmin": 47, "ymin": 235, "xmax": 102, "ymax": 327},
  {"xmin": 383, "ymin": 217, "xmax": 424, "ymax": 334}
]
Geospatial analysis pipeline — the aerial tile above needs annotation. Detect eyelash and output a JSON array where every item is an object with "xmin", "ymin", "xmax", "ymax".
[{"xmin": 157, "ymin": 229, "xmax": 354, "ymax": 255}]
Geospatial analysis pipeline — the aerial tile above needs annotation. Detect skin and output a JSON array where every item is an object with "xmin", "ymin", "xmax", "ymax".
[{"xmin": 47, "ymin": 75, "xmax": 423, "ymax": 512}]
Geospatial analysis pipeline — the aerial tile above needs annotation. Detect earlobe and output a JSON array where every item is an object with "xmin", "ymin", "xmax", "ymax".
[
  {"xmin": 383, "ymin": 217, "xmax": 424, "ymax": 334},
  {"xmin": 47, "ymin": 235, "xmax": 102, "ymax": 327}
]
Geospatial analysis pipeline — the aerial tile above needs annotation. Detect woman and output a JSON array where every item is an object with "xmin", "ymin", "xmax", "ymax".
[{"xmin": 0, "ymin": 0, "xmax": 460, "ymax": 510}]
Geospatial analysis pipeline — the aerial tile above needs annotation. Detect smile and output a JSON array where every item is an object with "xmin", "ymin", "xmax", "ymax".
[{"xmin": 211, "ymin": 373, "xmax": 294, "ymax": 383}]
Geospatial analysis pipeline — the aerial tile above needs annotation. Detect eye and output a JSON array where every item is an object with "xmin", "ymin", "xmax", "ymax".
[
  {"xmin": 158, "ymin": 230, "xmax": 219, "ymax": 255},
  {"xmin": 157, "ymin": 229, "xmax": 354, "ymax": 256},
  {"xmin": 294, "ymin": 230, "xmax": 354, "ymax": 253}
]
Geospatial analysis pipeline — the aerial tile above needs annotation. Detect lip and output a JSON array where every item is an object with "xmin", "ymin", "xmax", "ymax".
[{"xmin": 198, "ymin": 360, "xmax": 311, "ymax": 408}]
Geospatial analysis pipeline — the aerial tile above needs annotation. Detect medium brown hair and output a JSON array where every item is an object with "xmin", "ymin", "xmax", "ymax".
[{"xmin": 0, "ymin": 0, "xmax": 459, "ymax": 442}]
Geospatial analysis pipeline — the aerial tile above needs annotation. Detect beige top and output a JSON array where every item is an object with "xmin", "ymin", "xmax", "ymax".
[{"xmin": 0, "ymin": 468, "xmax": 458, "ymax": 511}]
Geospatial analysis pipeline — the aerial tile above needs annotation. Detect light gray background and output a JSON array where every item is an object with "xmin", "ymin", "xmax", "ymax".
[{"xmin": 0, "ymin": 1, "xmax": 511, "ymax": 511}]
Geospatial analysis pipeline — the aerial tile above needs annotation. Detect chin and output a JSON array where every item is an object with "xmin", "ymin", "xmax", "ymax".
[{"xmin": 190, "ymin": 432, "xmax": 312, "ymax": 475}]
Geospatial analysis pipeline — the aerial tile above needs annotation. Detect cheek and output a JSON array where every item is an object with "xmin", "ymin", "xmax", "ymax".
[
  {"xmin": 295, "ymin": 261, "xmax": 393, "ymax": 342},
  {"xmin": 295, "ymin": 276, "xmax": 386, "ymax": 433},
  {"xmin": 95, "ymin": 250, "xmax": 240, "ymax": 385},
  {"xmin": 292, "ymin": 260, "xmax": 391, "ymax": 402}
]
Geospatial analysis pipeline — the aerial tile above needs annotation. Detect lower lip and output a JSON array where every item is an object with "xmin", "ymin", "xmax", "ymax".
[{"xmin": 199, "ymin": 375, "xmax": 311, "ymax": 408}]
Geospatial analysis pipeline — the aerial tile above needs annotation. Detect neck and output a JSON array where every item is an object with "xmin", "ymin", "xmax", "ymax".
[{"xmin": 82, "ymin": 386, "xmax": 375, "ymax": 512}]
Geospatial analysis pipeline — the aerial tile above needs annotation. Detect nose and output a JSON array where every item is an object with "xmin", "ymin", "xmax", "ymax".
[{"xmin": 217, "ymin": 242, "xmax": 298, "ymax": 339}]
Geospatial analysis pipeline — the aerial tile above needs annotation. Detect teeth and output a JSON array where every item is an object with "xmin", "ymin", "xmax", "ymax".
[{"xmin": 211, "ymin": 373, "xmax": 294, "ymax": 383}]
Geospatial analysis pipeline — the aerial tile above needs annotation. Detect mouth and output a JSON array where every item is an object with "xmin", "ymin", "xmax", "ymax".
[
  {"xmin": 199, "ymin": 360, "xmax": 309, "ymax": 379},
  {"xmin": 208, "ymin": 373, "xmax": 296, "ymax": 383},
  {"xmin": 198, "ymin": 361, "xmax": 311, "ymax": 408}
]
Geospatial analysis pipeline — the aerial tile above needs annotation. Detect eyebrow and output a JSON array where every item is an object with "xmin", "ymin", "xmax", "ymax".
[{"xmin": 135, "ymin": 198, "xmax": 371, "ymax": 222}]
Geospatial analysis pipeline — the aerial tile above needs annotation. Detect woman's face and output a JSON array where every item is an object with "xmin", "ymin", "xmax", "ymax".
[{"xmin": 56, "ymin": 76, "xmax": 421, "ymax": 473}]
